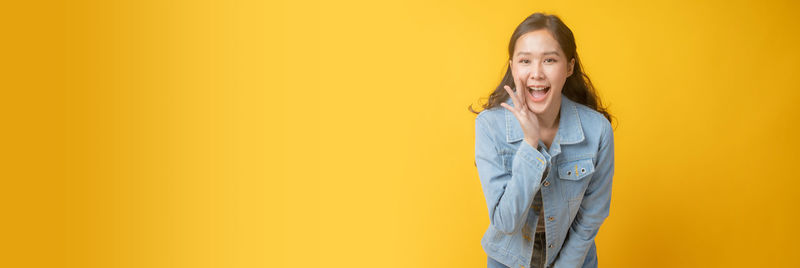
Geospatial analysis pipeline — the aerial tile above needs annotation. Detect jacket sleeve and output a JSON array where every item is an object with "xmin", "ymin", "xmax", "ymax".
[
  {"xmin": 553, "ymin": 119, "xmax": 615, "ymax": 267},
  {"xmin": 475, "ymin": 114, "xmax": 548, "ymax": 234}
]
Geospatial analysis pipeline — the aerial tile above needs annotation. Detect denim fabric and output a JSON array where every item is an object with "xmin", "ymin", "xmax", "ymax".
[
  {"xmin": 488, "ymin": 229, "xmax": 545, "ymax": 268},
  {"xmin": 475, "ymin": 94, "xmax": 614, "ymax": 268}
]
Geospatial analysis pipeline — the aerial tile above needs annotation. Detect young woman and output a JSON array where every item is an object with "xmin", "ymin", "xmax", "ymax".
[{"xmin": 470, "ymin": 13, "xmax": 614, "ymax": 268}]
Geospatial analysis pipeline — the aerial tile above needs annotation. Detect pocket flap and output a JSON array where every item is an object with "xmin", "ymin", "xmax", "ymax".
[{"xmin": 557, "ymin": 158, "xmax": 594, "ymax": 180}]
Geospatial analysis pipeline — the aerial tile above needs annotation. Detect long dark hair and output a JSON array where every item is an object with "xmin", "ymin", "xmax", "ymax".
[{"xmin": 469, "ymin": 12, "xmax": 612, "ymax": 124}]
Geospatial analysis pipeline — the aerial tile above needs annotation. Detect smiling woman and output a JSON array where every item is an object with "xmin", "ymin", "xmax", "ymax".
[
  {"xmin": 470, "ymin": 12, "xmax": 615, "ymax": 268},
  {"xmin": 469, "ymin": 14, "xmax": 610, "ymax": 125}
]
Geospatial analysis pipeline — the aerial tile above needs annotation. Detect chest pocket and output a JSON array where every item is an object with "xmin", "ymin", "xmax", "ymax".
[{"xmin": 557, "ymin": 158, "xmax": 595, "ymax": 180}]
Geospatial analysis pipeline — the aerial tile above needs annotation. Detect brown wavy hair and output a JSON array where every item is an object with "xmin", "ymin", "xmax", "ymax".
[{"xmin": 469, "ymin": 12, "xmax": 612, "ymax": 124}]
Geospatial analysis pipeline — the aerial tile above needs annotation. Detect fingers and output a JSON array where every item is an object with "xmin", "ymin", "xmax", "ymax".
[
  {"xmin": 518, "ymin": 75, "xmax": 528, "ymax": 107},
  {"xmin": 503, "ymin": 85, "xmax": 519, "ymax": 109},
  {"xmin": 522, "ymin": 72, "xmax": 536, "ymax": 104},
  {"xmin": 500, "ymin": 102, "xmax": 521, "ymax": 119},
  {"xmin": 515, "ymin": 75, "xmax": 527, "ymax": 107},
  {"xmin": 512, "ymin": 76, "xmax": 523, "ymax": 101},
  {"xmin": 500, "ymin": 102, "xmax": 512, "ymax": 112}
]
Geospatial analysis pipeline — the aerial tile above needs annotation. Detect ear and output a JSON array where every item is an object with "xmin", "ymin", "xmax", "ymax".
[{"xmin": 567, "ymin": 58, "xmax": 575, "ymax": 77}]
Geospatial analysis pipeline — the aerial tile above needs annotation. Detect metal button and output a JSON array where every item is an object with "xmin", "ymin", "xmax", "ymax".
[
  {"xmin": 548, "ymin": 216, "xmax": 554, "ymax": 221},
  {"xmin": 543, "ymin": 181, "xmax": 550, "ymax": 187},
  {"xmin": 566, "ymin": 171, "xmax": 571, "ymax": 175},
  {"xmin": 581, "ymin": 168, "xmax": 586, "ymax": 173},
  {"xmin": 548, "ymin": 244, "xmax": 554, "ymax": 248}
]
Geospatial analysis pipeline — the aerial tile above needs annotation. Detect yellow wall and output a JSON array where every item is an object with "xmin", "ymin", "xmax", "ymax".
[{"xmin": 4, "ymin": 0, "xmax": 800, "ymax": 267}]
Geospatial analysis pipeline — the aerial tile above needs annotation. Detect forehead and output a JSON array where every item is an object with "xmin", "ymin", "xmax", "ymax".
[{"xmin": 514, "ymin": 29, "xmax": 563, "ymax": 56}]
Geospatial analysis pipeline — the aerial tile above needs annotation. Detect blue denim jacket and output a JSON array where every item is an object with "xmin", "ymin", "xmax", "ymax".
[{"xmin": 474, "ymin": 94, "xmax": 614, "ymax": 268}]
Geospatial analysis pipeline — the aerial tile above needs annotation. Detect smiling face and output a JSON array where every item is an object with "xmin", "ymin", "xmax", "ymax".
[{"xmin": 509, "ymin": 29, "xmax": 575, "ymax": 115}]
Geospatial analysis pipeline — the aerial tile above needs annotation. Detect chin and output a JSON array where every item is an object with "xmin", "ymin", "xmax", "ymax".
[{"xmin": 527, "ymin": 93, "xmax": 559, "ymax": 115}]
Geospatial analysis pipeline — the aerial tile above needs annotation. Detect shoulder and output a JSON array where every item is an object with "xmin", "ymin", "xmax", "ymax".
[
  {"xmin": 475, "ymin": 106, "xmax": 507, "ymax": 141},
  {"xmin": 475, "ymin": 106, "xmax": 506, "ymax": 129}
]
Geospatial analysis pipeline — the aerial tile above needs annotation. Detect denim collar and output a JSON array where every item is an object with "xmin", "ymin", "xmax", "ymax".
[{"xmin": 503, "ymin": 93, "xmax": 585, "ymax": 147}]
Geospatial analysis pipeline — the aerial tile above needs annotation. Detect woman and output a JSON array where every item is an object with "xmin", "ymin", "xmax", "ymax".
[{"xmin": 470, "ymin": 13, "xmax": 614, "ymax": 268}]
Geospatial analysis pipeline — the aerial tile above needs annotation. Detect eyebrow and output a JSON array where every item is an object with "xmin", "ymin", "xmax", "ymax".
[{"xmin": 516, "ymin": 51, "xmax": 560, "ymax": 57}]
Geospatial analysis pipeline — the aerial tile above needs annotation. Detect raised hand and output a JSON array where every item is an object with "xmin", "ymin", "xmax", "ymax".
[{"xmin": 499, "ymin": 74, "xmax": 541, "ymax": 149}]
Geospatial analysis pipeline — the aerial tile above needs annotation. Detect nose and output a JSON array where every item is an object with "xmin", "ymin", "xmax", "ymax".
[{"xmin": 530, "ymin": 63, "xmax": 544, "ymax": 80}]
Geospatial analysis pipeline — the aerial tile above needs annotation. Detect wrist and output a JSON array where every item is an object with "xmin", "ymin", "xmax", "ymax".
[{"xmin": 524, "ymin": 138, "xmax": 539, "ymax": 149}]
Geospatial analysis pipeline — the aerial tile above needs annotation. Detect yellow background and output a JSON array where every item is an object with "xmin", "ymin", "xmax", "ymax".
[{"xmin": 3, "ymin": 0, "xmax": 800, "ymax": 267}]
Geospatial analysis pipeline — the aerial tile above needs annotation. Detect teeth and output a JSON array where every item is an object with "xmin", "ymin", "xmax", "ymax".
[{"xmin": 528, "ymin": 86, "xmax": 549, "ymax": 91}]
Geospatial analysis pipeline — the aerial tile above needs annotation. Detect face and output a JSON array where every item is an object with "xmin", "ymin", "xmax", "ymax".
[{"xmin": 509, "ymin": 29, "xmax": 575, "ymax": 115}]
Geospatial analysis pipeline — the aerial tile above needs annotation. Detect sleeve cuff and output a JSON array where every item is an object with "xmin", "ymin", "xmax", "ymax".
[{"xmin": 515, "ymin": 140, "xmax": 548, "ymax": 171}]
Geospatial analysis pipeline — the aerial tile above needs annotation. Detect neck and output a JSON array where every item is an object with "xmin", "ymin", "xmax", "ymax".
[{"xmin": 537, "ymin": 102, "xmax": 561, "ymax": 130}]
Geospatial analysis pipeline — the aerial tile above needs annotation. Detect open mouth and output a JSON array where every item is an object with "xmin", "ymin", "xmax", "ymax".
[{"xmin": 527, "ymin": 86, "xmax": 550, "ymax": 102}]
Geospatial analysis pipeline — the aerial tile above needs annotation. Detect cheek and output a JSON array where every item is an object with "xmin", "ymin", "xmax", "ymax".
[
  {"xmin": 546, "ymin": 66, "xmax": 568, "ymax": 81},
  {"xmin": 513, "ymin": 66, "xmax": 529, "ymax": 79}
]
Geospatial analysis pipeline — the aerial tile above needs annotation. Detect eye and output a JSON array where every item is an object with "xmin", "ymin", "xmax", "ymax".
[
  {"xmin": 519, "ymin": 59, "xmax": 530, "ymax": 64},
  {"xmin": 544, "ymin": 58, "xmax": 557, "ymax": 63}
]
